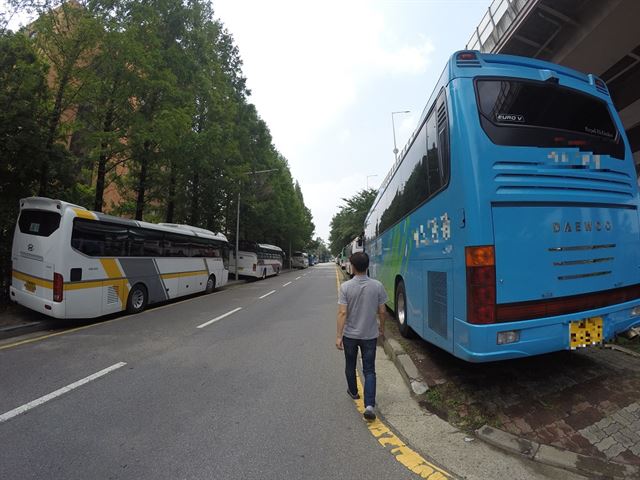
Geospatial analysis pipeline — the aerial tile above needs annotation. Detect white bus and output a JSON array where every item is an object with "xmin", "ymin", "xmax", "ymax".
[
  {"xmin": 229, "ymin": 241, "xmax": 283, "ymax": 279},
  {"xmin": 344, "ymin": 236, "xmax": 363, "ymax": 276},
  {"xmin": 10, "ymin": 197, "xmax": 230, "ymax": 319},
  {"xmin": 291, "ymin": 251, "xmax": 308, "ymax": 269}
]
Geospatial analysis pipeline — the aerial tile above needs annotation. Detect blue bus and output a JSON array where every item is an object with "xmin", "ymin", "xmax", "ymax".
[{"xmin": 365, "ymin": 51, "xmax": 640, "ymax": 362}]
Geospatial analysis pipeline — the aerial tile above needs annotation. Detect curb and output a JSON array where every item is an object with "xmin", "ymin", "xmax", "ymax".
[
  {"xmin": 475, "ymin": 425, "xmax": 639, "ymax": 479},
  {"xmin": 382, "ymin": 337, "xmax": 429, "ymax": 395},
  {"xmin": 379, "ymin": 315, "xmax": 640, "ymax": 479},
  {"xmin": 0, "ymin": 321, "xmax": 46, "ymax": 340}
]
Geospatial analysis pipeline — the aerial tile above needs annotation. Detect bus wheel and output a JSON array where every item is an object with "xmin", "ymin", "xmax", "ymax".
[
  {"xmin": 205, "ymin": 274, "xmax": 216, "ymax": 293},
  {"xmin": 127, "ymin": 284, "xmax": 148, "ymax": 314},
  {"xmin": 395, "ymin": 281, "xmax": 414, "ymax": 338}
]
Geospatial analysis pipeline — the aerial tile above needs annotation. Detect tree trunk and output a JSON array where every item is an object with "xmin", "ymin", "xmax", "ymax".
[
  {"xmin": 39, "ymin": 69, "xmax": 70, "ymax": 196},
  {"xmin": 94, "ymin": 105, "xmax": 115, "ymax": 212},
  {"xmin": 165, "ymin": 161, "xmax": 176, "ymax": 223},
  {"xmin": 190, "ymin": 172, "xmax": 200, "ymax": 225},
  {"xmin": 135, "ymin": 141, "xmax": 150, "ymax": 220}
]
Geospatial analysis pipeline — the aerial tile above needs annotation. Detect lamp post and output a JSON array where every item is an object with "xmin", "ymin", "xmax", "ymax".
[
  {"xmin": 235, "ymin": 168, "xmax": 278, "ymax": 280},
  {"xmin": 366, "ymin": 174, "xmax": 378, "ymax": 189},
  {"xmin": 391, "ymin": 110, "xmax": 410, "ymax": 160}
]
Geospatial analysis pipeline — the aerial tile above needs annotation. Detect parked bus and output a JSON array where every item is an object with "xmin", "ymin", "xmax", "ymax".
[
  {"xmin": 230, "ymin": 241, "xmax": 283, "ymax": 279},
  {"xmin": 10, "ymin": 197, "xmax": 229, "ymax": 319},
  {"xmin": 364, "ymin": 51, "xmax": 640, "ymax": 362},
  {"xmin": 344, "ymin": 236, "xmax": 364, "ymax": 276},
  {"xmin": 291, "ymin": 251, "xmax": 308, "ymax": 269}
]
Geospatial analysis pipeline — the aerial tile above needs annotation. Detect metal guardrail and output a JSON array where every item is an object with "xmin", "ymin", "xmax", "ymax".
[{"xmin": 465, "ymin": 0, "xmax": 537, "ymax": 53}]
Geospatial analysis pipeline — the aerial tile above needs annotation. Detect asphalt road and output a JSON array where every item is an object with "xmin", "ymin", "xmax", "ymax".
[{"xmin": 0, "ymin": 264, "xmax": 421, "ymax": 480}]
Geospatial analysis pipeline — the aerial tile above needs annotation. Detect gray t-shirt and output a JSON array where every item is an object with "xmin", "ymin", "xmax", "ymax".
[{"xmin": 338, "ymin": 275, "xmax": 388, "ymax": 340}]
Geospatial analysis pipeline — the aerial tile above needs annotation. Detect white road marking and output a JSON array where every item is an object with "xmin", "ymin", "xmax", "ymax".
[
  {"xmin": 295, "ymin": 276, "xmax": 301, "ymax": 280},
  {"xmin": 282, "ymin": 282, "xmax": 292, "ymax": 287},
  {"xmin": 259, "ymin": 290, "xmax": 276, "ymax": 299},
  {"xmin": 303, "ymin": 274, "xmax": 307, "ymax": 276},
  {"xmin": 197, "ymin": 307, "xmax": 243, "ymax": 329},
  {"xmin": 0, "ymin": 362, "xmax": 127, "ymax": 424}
]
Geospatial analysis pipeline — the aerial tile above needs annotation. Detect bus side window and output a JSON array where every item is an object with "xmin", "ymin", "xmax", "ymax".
[
  {"xmin": 71, "ymin": 219, "xmax": 126, "ymax": 257},
  {"xmin": 164, "ymin": 234, "xmax": 189, "ymax": 257},
  {"xmin": 129, "ymin": 228, "xmax": 163, "ymax": 257}
]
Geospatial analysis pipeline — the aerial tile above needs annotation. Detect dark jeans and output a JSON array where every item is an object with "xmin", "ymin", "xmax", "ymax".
[{"xmin": 343, "ymin": 336, "xmax": 377, "ymax": 408}]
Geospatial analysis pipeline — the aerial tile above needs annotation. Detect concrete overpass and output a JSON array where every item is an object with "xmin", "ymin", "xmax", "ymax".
[{"xmin": 466, "ymin": 0, "xmax": 640, "ymax": 169}]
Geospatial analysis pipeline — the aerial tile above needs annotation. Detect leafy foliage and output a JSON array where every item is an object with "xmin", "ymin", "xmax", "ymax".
[
  {"xmin": 0, "ymin": 0, "xmax": 315, "ymax": 304},
  {"xmin": 329, "ymin": 188, "xmax": 377, "ymax": 254}
]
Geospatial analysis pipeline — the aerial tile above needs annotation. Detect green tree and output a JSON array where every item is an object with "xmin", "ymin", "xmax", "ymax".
[
  {"xmin": 329, "ymin": 188, "xmax": 377, "ymax": 254},
  {"xmin": 0, "ymin": 30, "xmax": 50, "ymax": 300}
]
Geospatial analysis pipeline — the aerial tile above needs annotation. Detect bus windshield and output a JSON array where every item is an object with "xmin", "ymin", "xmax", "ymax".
[{"xmin": 475, "ymin": 78, "xmax": 624, "ymax": 158}]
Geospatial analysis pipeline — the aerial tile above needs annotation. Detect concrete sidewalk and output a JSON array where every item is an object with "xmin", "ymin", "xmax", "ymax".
[{"xmin": 374, "ymin": 345, "xmax": 587, "ymax": 480}]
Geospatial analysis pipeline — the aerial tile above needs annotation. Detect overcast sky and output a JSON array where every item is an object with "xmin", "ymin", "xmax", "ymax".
[{"xmin": 214, "ymin": 0, "xmax": 490, "ymax": 241}]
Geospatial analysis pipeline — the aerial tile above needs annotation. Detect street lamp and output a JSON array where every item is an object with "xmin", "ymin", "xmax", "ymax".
[
  {"xmin": 235, "ymin": 168, "xmax": 278, "ymax": 280},
  {"xmin": 366, "ymin": 174, "xmax": 378, "ymax": 189},
  {"xmin": 391, "ymin": 110, "xmax": 410, "ymax": 160}
]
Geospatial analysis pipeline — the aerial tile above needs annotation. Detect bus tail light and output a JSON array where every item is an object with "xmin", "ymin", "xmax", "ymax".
[
  {"xmin": 466, "ymin": 246, "xmax": 496, "ymax": 324},
  {"xmin": 53, "ymin": 273, "xmax": 63, "ymax": 302}
]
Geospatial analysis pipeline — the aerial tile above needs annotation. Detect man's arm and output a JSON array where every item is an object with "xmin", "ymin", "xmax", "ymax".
[
  {"xmin": 377, "ymin": 304, "xmax": 390, "ymax": 337},
  {"xmin": 336, "ymin": 304, "xmax": 347, "ymax": 350}
]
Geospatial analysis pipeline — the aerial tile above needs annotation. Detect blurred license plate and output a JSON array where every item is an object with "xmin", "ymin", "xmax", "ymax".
[
  {"xmin": 569, "ymin": 317, "xmax": 603, "ymax": 349},
  {"xmin": 25, "ymin": 281, "xmax": 36, "ymax": 293}
]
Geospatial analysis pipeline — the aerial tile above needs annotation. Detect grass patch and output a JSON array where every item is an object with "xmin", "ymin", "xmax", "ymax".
[
  {"xmin": 421, "ymin": 382, "xmax": 493, "ymax": 432},
  {"xmin": 613, "ymin": 334, "xmax": 640, "ymax": 354}
]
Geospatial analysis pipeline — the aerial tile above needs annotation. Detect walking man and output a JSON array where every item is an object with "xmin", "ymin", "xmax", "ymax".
[{"xmin": 336, "ymin": 251, "xmax": 389, "ymax": 421}]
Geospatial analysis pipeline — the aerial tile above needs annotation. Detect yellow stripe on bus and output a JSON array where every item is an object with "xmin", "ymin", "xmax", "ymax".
[
  {"xmin": 161, "ymin": 270, "xmax": 207, "ymax": 280},
  {"xmin": 99, "ymin": 259, "xmax": 129, "ymax": 308},
  {"xmin": 12, "ymin": 270, "xmax": 53, "ymax": 289},
  {"xmin": 72, "ymin": 208, "xmax": 97, "ymax": 220}
]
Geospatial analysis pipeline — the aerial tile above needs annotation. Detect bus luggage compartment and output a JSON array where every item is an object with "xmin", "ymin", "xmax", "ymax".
[{"xmin": 491, "ymin": 204, "xmax": 639, "ymax": 308}]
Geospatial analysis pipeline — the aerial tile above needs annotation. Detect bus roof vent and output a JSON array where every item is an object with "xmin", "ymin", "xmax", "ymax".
[{"xmin": 456, "ymin": 51, "xmax": 480, "ymax": 68}]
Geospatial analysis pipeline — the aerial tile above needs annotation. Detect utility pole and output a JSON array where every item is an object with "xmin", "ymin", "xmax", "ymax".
[{"xmin": 234, "ymin": 169, "xmax": 278, "ymax": 280}]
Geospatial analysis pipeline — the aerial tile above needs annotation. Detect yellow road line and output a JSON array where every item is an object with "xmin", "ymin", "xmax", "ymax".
[
  {"xmin": 334, "ymin": 265, "xmax": 452, "ymax": 479},
  {"xmin": 0, "ymin": 321, "xmax": 118, "ymax": 351},
  {"xmin": 0, "ymin": 278, "xmax": 243, "ymax": 352}
]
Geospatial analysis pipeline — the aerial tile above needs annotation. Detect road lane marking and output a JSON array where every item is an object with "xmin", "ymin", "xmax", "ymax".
[
  {"xmin": 334, "ymin": 265, "xmax": 452, "ymax": 480},
  {"xmin": 295, "ymin": 276, "xmax": 301, "ymax": 280},
  {"xmin": 0, "ymin": 362, "xmax": 127, "ymax": 424},
  {"xmin": 352, "ymin": 375, "xmax": 450, "ymax": 479},
  {"xmin": 259, "ymin": 290, "xmax": 276, "ymax": 299},
  {"xmin": 282, "ymin": 282, "xmax": 292, "ymax": 287},
  {"xmin": 0, "ymin": 284, "xmax": 242, "ymax": 351},
  {"xmin": 196, "ymin": 307, "xmax": 242, "ymax": 329}
]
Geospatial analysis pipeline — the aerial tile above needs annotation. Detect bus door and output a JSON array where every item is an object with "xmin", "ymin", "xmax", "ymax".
[{"xmin": 422, "ymin": 259, "xmax": 454, "ymax": 351}]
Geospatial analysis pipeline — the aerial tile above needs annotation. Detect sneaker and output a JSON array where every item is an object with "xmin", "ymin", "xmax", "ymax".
[
  {"xmin": 363, "ymin": 406, "xmax": 376, "ymax": 421},
  {"xmin": 347, "ymin": 390, "xmax": 360, "ymax": 400}
]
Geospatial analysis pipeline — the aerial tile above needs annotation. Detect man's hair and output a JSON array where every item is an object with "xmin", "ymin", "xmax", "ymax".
[{"xmin": 350, "ymin": 252, "xmax": 369, "ymax": 273}]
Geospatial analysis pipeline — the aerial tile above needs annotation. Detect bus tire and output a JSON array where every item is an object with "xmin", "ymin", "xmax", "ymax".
[
  {"xmin": 395, "ymin": 281, "xmax": 414, "ymax": 338},
  {"xmin": 127, "ymin": 284, "xmax": 148, "ymax": 314},
  {"xmin": 205, "ymin": 274, "xmax": 216, "ymax": 293}
]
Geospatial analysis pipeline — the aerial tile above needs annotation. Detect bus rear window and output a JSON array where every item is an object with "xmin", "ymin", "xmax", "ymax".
[
  {"xmin": 18, "ymin": 210, "xmax": 61, "ymax": 237},
  {"xmin": 475, "ymin": 78, "xmax": 624, "ymax": 159}
]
